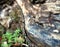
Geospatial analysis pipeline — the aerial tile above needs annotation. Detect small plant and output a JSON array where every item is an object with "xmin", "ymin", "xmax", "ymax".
[{"xmin": 1, "ymin": 28, "xmax": 25, "ymax": 47}]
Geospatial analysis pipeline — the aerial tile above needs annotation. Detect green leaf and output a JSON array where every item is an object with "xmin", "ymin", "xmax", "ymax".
[
  {"xmin": 17, "ymin": 37, "xmax": 24, "ymax": 44},
  {"xmin": 1, "ymin": 42, "xmax": 9, "ymax": 47}
]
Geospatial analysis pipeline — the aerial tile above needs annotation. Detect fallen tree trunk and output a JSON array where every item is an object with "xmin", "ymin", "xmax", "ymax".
[{"xmin": 16, "ymin": 0, "xmax": 60, "ymax": 47}]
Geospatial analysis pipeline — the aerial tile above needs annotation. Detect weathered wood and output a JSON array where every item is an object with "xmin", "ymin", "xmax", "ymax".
[{"xmin": 16, "ymin": 0, "xmax": 60, "ymax": 47}]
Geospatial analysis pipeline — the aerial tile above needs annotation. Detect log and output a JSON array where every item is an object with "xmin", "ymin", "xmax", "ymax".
[{"xmin": 16, "ymin": 0, "xmax": 60, "ymax": 47}]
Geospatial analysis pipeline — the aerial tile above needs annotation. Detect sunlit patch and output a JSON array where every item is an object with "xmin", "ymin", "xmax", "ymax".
[{"xmin": 53, "ymin": 30, "xmax": 59, "ymax": 33}]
